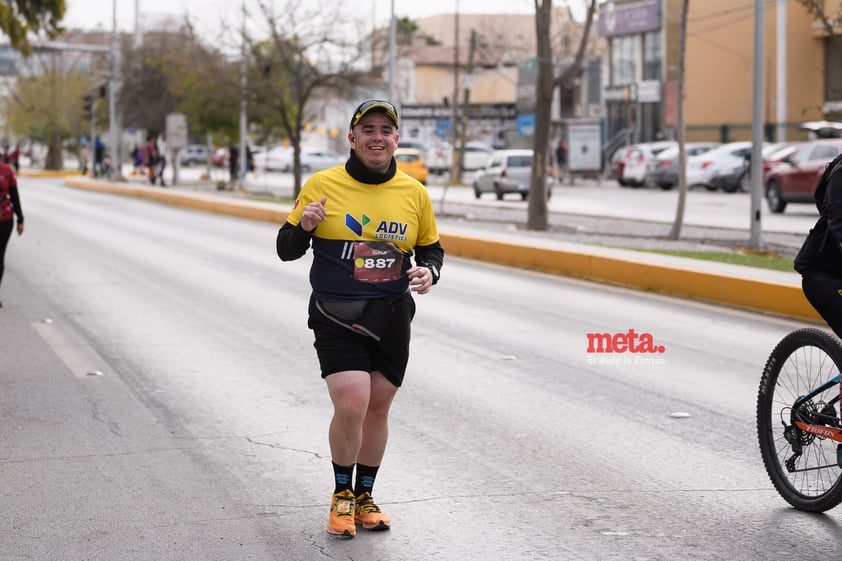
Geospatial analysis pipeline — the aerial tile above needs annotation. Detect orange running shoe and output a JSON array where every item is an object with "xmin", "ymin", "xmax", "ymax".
[
  {"xmin": 327, "ymin": 490, "xmax": 356, "ymax": 538},
  {"xmin": 354, "ymin": 492, "xmax": 391, "ymax": 531}
]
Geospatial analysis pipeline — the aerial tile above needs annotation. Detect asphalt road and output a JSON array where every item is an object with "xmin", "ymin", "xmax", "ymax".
[{"xmin": 2, "ymin": 178, "xmax": 840, "ymax": 560}]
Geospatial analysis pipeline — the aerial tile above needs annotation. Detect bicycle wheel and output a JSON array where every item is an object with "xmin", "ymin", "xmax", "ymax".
[{"xmin": 757, "ymin": 328, "xmax": 842, "ymax": 511}]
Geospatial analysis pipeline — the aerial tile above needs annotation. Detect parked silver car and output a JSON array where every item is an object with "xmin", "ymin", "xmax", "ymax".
[
  {"xmin": 644, "ymin": 142, "xmax": 720, "ymax": 190},
  {"xmin": 472, "ymin": 149, "xmax": 551, "ymax": 200},
  {"xmin": 178, "ymin": 144, "xmax": 210, "ymax": 166}
]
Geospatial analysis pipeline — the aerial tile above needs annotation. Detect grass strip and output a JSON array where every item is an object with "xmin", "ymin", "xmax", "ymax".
[{"xmin": 640, "ymin": 249, "xmax": 794, "ymax": 272}]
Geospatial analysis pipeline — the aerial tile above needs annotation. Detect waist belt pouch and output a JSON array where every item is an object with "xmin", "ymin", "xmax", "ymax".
[
  {"xmin": 351, "ymin": 299, "xmax": 394, "ymax": 341},
  {"xmin": 319, "ymin": 300, "xmax": 368, "ymax": 322}
]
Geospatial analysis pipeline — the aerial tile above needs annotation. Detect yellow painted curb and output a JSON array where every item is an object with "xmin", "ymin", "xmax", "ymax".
[
  {"xmin": 62, "ymin": 176, "xmax": 821, "ymax": 324},
  {"xmin": 440, "ymin": 233, "xmax": 820, "ymax": 323},
  {"xmin": 21, "ymin": 169, "xmax": 83, "ymax": 178}
]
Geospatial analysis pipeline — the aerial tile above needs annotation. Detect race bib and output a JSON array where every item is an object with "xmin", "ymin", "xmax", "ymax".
[{"xmin": 353, "ymin": 241, "xmax": 404, "ymax": 283}]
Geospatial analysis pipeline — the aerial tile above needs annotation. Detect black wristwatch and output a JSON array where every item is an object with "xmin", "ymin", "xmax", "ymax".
[{"xmin": 421, "ymin": 263, "xmax": 440, "ymax": 284}]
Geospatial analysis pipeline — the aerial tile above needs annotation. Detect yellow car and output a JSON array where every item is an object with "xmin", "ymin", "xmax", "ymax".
[{"xmin": 394, "ymin": 148, "xmax": 428, "ymax": 185}]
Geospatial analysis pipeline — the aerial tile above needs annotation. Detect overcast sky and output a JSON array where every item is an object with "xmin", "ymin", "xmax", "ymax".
[{"xmin": 62, "ymin": 0, "xmax": 541, "ymax": 34}]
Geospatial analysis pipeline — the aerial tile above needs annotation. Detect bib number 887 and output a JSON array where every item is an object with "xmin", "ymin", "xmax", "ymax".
[
  {"xmin": 352, "ymin": 241, "xmax": 403, "ymax": 283},
  {"xmin": 356, "ymin": 257, "xmax": 396, "ymax": 269}
]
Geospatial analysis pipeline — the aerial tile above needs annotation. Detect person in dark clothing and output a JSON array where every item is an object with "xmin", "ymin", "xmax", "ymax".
[
  {"xmin": 93, "ymin": 136, "xmax": 105, "ymax": 177},
  {"xmin": 228, "ymin": 144, "xmax": 239, "ymax": 184},
  {"xmin": 0, "ymin": 161, "xmax": 23, "ymax": 307},
  {"xmin": 143, "ymin": 134, "xmax": 157, "ymax": 185},
  {"xmin": 555, "ymin": 139, "xmax": 567, "ymax": 179},
  {"xmin": 794, "ymin": 153, "xmax": 842, "ymax": 337}
]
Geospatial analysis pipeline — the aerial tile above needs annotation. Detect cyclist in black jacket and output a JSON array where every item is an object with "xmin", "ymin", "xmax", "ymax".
[{"xmin": 795, "ymin": 153, "xmax": 842, "ymax": 337}]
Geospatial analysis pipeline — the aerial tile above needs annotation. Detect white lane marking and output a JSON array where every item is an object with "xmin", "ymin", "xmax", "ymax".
[{"xmin": 32, "ymin": 320, "xmax": 102, "ymax": 379}]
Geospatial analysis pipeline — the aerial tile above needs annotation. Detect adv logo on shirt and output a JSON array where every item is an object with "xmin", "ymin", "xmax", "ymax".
[
  {"xmin": 345, "ymin": 213, "xmax": 371, "ymax": 236},
  {"xmin": 346, "ymin": 212, "xmax": 409, "ymax": 242}
]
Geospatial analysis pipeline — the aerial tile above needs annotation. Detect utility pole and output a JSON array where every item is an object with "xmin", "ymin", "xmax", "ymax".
[
  {"xmin": 449, "ymin": 0, "xmax": 461, "ymax": 185},
  {"xmin": 776, "ymin": 0, "xmax": 787, "ymax": 142},
  {"xmin": 238, "ymin": 0, "xmax": 247, "ymax": 189},
  {"xmin": 109, "ymin": 0, "xmax": 123, "ymax": 180},
  {"xmin": 749, "ymin": 0, "xmax": 765, "ymax": 248},
  {"xmin": 458, "ymin": 29, "xmax": 476, "ymax": 176},
  {"xmin": 388, "ymin": 0, "xmax": 396, "ymax": 101}
]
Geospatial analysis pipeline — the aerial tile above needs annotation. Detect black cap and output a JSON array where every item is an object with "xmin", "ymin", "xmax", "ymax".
[{"xmin": 350, "ymin": 100, "xmax": 399, "ymax": 130}]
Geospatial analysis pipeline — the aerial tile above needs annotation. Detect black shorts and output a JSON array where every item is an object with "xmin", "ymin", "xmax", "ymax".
[{"xmin": 307, "ymin": 293, "xmax": 416, "ymax": 387}]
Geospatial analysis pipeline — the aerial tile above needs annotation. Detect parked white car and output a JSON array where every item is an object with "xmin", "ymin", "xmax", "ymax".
[
  {"xmin": 254, "ymin": 146, "xmax": 344, "ymax": 172},
  {"xmin": 685, "ymin": 141, "xmax": 755, "ymax": 189},
  {"xmin": 426, "ymin": 140, "xmax": 494, "ymax": 175},
  {"xmin": 620, "ymin": 141, "xmax": 676, "ymax": 187},
  {"xmin": 472, "ymin": 149, "xmax": 552, "ymax": 200},
  {"xmin": 252, "ymin": 145, "xmax": 290, "ymax": 171}
]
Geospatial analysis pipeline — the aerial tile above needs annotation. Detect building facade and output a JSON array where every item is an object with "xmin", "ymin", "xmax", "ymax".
[
  {"xmin": 388, "ymin": 8, "xmax": 606, "ymax": 150},
  {"xmin": 600, "ymin": 0, "xmax": 836, "ymax": 149}
]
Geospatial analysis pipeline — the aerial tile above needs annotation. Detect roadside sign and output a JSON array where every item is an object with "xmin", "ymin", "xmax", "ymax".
[
  {"xmin": 516, "ymin": 114, "xmax": 536, "ymax": 137},
  {"xmin": 166, "ymin": 113, "xmax": 188, "ymax": 150},
  {"xmin": 568, "ymin": 121, "xmax": 602, "ymax": 172}
]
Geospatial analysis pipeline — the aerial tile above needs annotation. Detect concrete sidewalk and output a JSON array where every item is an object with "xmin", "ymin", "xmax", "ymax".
[{"xmin": 57, "ymin": 173, "xmax": 820, "ymax": 325}]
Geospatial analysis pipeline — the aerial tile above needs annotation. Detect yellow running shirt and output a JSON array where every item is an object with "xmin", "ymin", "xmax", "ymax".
[{"xmin": 287, "ymin": 165, "xmax": 440, "ymax": 301}]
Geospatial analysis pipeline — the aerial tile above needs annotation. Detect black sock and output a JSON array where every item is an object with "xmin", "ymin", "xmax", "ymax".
[
  {"xmin": 354, "ymin": 463, "xmax": 380, "ymax": 497},
  {"xmin": 332, "ymin": 462, "xmax": 354, "ymax": 494}
]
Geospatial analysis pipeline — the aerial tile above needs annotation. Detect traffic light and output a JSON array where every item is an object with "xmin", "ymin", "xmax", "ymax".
[{"xmin": 83, "ymin": 94, "xmax": 93, "ymax": 120}]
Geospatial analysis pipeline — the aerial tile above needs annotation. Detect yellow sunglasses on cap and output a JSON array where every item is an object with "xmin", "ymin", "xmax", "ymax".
[{"xmin": 350, "ymin": 100, "xmax": 399, "ymax": 130}]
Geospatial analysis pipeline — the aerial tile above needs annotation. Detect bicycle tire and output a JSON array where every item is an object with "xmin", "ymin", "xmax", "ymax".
[{"xmin": 757, "ymin": 328, "xmax": 842, "ymax": 512}]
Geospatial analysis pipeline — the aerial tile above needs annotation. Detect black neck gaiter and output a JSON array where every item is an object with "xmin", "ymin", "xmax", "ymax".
[{"xmin": 345, "ymin": 149, "xmax": 396, "ymax": 184}]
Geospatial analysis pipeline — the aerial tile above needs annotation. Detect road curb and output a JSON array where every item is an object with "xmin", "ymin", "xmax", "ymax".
[
  {"xmin": 21, "ymin": 169, "xmax": 83, "ymax": 178},
  {"xmin": 62, "ymin": 175, "xmax": 821, "ymax": 324},
  {"xmin": 440, "ymin": 232, "xmax": 819, "ymax": 323}
]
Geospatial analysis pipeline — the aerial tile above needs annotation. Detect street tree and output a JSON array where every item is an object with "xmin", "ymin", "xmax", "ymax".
[
  {"xmin": 528, "ymin": 0, "xmax": 598, "ymax": 231},
  {"xmin": 2, "ymin": 0, "xmax": 65, "ymax": 55},
  {"xmin": 793, "ymin": 0, "xmax": 842, "ymax": 35},
  {"xmin": 396, "ymin": 17, "xmax": 420, "ymax": 45},
  {"xmin": 667, "ymin": 0, "xmax": 690, "ymax": 240},
  {"xmin": 9, "ymin": 68, "xmax": 92, "ymax": 169},
  {"xmin": 160, "ymin": 36, "xmax": 240, "ymax": 147},
  {"xmin": 121, "ymin": 30, "xmax": 193, "ymax": 135},
  {"xmin": 248, "ymin": 0, "xmax": 368, "ymax": 196}
]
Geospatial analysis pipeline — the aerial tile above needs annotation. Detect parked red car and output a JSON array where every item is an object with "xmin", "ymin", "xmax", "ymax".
[
  {"xmin": 211, "ymin": 147, "xmax": 228, "ymax": 168},
  {"xmin": 609, "ymin": 146, "xmax": 633, "ymax": 185},
  {"xmin": 765, "ymin": 139, "xmax": 842, "ymax": 213},
  {"xmin": 760, "ymin": 143, "xmax": 803, "ymax": 185}
]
